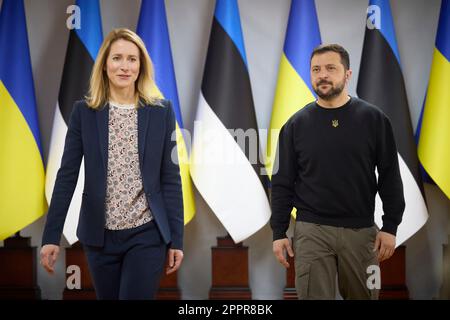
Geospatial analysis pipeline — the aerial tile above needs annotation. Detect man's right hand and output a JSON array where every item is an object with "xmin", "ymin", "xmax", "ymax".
[
  {"xmin": 273, "ymin": 238, "xmax": 294, "ymax": 268},
  {"xmin": 40, "ymin": 244, "xmax": 60, "ymax": 274}
]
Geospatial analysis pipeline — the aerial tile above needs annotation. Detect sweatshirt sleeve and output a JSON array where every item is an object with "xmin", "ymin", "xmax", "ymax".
[
  {"xmin": 376, "ymin": 114, "xmax": 405, "ymax": 236},
  {"xmin": 270, "ymin": 121, "xmax": 298, "ymax": 241}
]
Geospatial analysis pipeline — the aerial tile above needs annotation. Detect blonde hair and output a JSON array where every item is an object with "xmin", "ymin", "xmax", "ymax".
[{"xmin": 86, "ymin": 28, "xmax": 159, "ymax": 109}]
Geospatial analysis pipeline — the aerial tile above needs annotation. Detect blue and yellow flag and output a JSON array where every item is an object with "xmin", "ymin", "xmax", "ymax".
[
  {"xmin": 266, "ymin": 0, "xmax": 321, "ymax": 179},
  {"xmin": 418, "ymin": 0, "xmax": 450, "ymax": 199},
  {"xmin": 137, "ymin": 0, "xmax": 195, "ymax": 224},
  {"xmin": 0, "ymin": 0, "xmax": 47, "ymax": 240}
]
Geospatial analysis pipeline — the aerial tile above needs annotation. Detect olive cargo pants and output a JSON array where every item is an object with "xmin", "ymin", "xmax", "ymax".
[{"xmin": 294, "ymin": 221, "xmax": 380, "ymax": 300}]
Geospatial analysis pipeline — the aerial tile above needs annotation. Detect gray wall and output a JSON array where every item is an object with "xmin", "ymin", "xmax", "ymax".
[{"xmin": 1, "ymin": 0, "xmax": 448, "ymax": 299}]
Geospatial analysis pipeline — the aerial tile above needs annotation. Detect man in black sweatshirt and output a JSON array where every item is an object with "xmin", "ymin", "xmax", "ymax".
[{"xmin": 270, "ymin": 44, "xmax": 405, "ymax": 300}]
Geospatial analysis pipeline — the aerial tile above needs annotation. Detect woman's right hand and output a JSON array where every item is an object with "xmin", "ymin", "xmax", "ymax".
[{"xmin": 40, "ymin": 244, "xmax": 60, "ymax": 274}]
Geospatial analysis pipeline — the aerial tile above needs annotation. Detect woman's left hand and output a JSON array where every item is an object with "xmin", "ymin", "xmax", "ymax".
[{"xmin": 166, "ymin": 249, "xmax": 184, "ymax": 275}]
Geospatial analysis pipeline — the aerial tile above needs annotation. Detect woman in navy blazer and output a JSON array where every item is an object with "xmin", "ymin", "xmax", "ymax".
[{"xmin": 40, "ymin": 28, "xmax": 184, "ymax": 299}]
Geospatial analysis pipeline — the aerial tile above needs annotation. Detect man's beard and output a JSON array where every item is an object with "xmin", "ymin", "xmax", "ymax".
[{"xmin": 313, "ymin": 77, "xmax": 345, "ymax": 101}]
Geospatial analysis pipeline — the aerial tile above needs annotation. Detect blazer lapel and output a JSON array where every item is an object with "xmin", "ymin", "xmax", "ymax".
[
  {"xmin": 138, "ymin": 106, "xmax": 150, "ymax": 170},
  {"xmin": 96, "ymin": 104, "xmax": 109, "ymax": 173}
]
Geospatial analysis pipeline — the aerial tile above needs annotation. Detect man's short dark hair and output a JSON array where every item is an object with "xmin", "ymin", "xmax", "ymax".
[{"xmin": 311, "ymin": 44, "xmax": 350, "ymax": 70}]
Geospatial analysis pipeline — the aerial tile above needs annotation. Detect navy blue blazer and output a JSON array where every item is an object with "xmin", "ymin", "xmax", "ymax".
[{"xmin": 42, "ymin": 99, "xmax": 184, "ymax": 249}]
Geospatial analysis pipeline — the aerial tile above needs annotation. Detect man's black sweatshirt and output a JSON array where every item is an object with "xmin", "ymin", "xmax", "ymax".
[{"xmin": 270, "ymin": 97, "xmax": 405, "ymax": 241}]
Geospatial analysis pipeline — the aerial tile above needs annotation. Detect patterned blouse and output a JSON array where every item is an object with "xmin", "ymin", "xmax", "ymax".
[{"xmin": 104, "ymin": 102, "xmax": 153, "ymax": 230}]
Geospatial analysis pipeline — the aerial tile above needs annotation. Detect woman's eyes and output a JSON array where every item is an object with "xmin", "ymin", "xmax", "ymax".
[{"xmin": 111, "ymin": 56, "xmax": 138, "ymax": 62}]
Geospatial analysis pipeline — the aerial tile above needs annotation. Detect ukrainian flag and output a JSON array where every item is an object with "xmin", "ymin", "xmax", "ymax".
[
  {"xmin": 418, "ymin": 0, "xmax": 450, "ymax": 199},
  {"xmin": 266, "ymin": 0, "xmax": 321, "ymax": 179},
  {"xmin": 137, "ymin": 0, "xmax": 195, "ymax": 224},
  {"xmin": 0, "ymin": 0, "xmax": 47, "ymax": 240}
]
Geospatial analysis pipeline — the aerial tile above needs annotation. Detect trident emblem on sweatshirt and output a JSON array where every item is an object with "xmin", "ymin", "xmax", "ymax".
[{"xmin": 332, "ymin": 119, "xmax": 339, "ymax": 128}]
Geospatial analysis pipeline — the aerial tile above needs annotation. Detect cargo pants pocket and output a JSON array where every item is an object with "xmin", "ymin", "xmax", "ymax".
[{"xmin": 295, "ymin": 263, "xmax": 311, "ymax": 299}]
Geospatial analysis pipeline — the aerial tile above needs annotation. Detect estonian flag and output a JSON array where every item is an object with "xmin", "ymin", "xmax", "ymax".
[
  {"xmin": 45, "ymin": 0, "xmax": 103, "ymax": 244},
  {"xmin": 357, "ymin": 0, "xmax": 428, "ymax": 245},
  {"xmin": 190, "ymin": 0, "xmax": 270, "ymax": 243}
]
